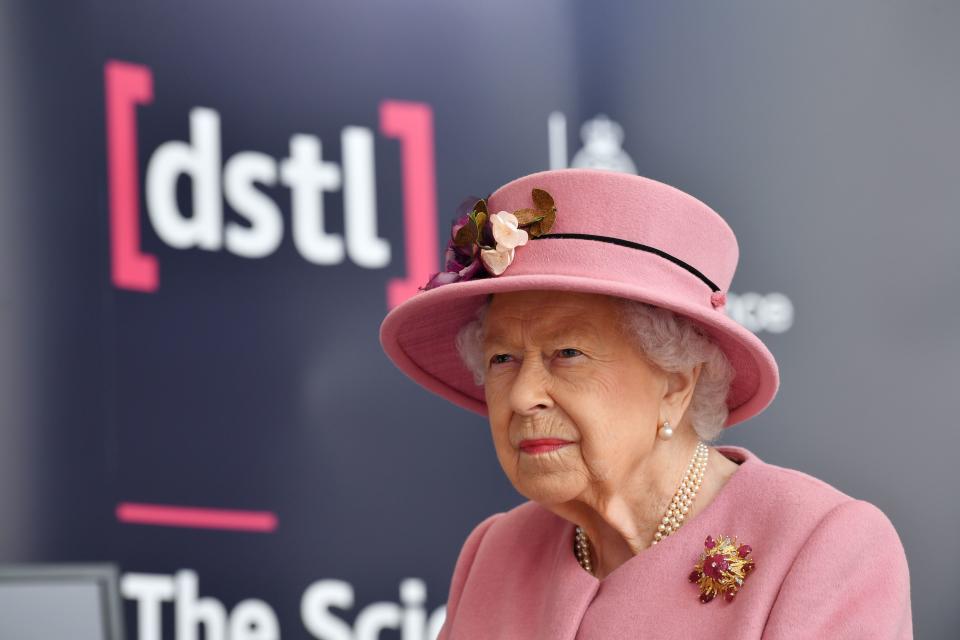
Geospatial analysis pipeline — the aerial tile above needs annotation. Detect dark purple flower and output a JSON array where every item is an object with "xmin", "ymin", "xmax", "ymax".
[
  {"xmin": 457, "ymin": 258, "xmax": 482, "ymax": 280},
  {"xmin": 443, "ymin": 247, "xmax": 465, "ymax": 272},
  {"xmin": 421, "ymin": 271, "xmax": 462, "ymax": 290},
  {"xmin": 445, "ymin": 240, "xmax": 478, "ymax": 270}
]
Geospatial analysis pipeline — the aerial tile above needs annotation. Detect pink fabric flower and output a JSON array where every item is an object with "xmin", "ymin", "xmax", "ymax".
[
  {"xmin": 479, "ymin": 212, "xmax": 530, "ymax": 275},
  {"xmin": 480, "ymin": 247, "xmax": 515, "ymax": 275},
  {"xmin": 489, "ymin": 211, "xmax": 529, "ymax": 251}
]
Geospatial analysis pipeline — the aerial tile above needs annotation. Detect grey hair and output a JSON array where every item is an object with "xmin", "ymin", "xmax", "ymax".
[
  {"xmin": 454, "ymin": 300, "xmax": 491, "ymax": 386},
  {"xmin": 454, "ymin": 296, "xmax": 736, "ymax": 442}
]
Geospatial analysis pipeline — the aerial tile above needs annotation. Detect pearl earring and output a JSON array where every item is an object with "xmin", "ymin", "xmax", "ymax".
[{"xmin": 658, "ymin": 420, "xmax": 674, "ymax": 440}]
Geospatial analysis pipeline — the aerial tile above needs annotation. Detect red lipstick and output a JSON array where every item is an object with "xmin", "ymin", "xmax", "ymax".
[{"xmin": 519, "ymin": 438, "xmax": 573, "ymax": 455}]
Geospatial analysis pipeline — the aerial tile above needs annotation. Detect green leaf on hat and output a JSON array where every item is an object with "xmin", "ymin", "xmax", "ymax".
[
  {"xmin": 532, "ymin": 188, "xmax": 554, "ymax": 211},
  {"xmin": 538, "ymin": 207, "xmax": 557, "ymax": 234},
  {"xmin": 524, "ymin": 207, "xmax": 556, "ymax": 237},
  {"xmin": 512, "ymin": 208, "xmax": 545, "ymax": 226},
  {"xmin": 473, "ymin": 210, "xmax": 487, "ymax": 230},
  {"xmin": 454, "ymin": 218, "xmax": 479, "ymax": 247}
]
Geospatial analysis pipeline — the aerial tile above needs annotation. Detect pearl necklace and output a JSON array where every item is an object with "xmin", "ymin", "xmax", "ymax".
[{"xmin": 574, "ymin": 441, "xmax": 709, "ymax": 576}]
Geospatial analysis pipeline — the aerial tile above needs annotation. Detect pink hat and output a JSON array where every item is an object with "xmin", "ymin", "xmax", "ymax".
[{"xmin": 379, "ymin": 169, "xmax": 779, "ymax": 428}]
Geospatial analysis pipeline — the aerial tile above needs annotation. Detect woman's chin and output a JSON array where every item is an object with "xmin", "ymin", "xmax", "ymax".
[{"xmin": 512, "ymin": 474, "xmax": 583, "ymax": 506}]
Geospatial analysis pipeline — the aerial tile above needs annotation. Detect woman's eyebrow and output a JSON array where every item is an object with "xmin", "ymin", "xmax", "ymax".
[
  {"xmin": 484, "ymin": 320, "xmax": 602, "ymax": 346},
  {"xmin": 541, "ymin": 323, "xmax": 602, "ymax": 343}
]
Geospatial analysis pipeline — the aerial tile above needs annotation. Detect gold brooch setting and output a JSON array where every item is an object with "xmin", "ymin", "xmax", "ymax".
[{"xmin": 688, "ymin": 534, "xmax": 756, "ymax": 603}]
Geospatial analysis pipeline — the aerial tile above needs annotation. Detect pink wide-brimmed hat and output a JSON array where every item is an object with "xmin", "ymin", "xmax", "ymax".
[{"xmin": 379, "ymin": 169, "xmax": 779, "ymax": 427}]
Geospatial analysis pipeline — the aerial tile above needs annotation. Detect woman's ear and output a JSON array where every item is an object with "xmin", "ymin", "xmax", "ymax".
[{"xmin": 661, "ymin": 362, "xmax": 703, "ymax": 423}]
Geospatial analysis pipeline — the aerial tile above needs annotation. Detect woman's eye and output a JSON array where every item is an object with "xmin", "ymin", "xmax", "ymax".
[
  {"xmin": 558, "ymin": 348, "xmax": 583, "ymax": 359},
  {"xmin": 490, "ymin": 354, "xmax": 513, "ymax": 365}
]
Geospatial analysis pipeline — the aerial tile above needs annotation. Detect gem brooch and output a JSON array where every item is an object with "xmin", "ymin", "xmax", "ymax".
[{"xmin": 688, "ymin": 534, "xmax": 756, "ymax": 603}]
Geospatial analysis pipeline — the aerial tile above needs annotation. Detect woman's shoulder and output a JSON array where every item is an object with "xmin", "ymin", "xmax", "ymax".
[
  {"xmin": 720, "ymin": 444, "xmax": 869, "ymax": 521},
  {"xmin": 458, "ymin": 500, "xmax": 566, "ymax": 559},
  {"xmin": 718, "ymin": 445, "xmax": 907, "ymax": 571},
  {"xmin": 720, "ymin": 447, "xmax": 913, "ymax": 637},
  {"xmin": 448, "ymin": 501, "xmax": 572, "ymax": 595},
  {"xmin": 441, "ymin": 501, "xmax": 571, "ymax": 636}
]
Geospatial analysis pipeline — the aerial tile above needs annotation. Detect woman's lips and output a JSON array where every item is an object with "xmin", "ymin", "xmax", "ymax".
[{"xmin": 519, "ymin": 438, "xmax": 574, "ymax": 455}]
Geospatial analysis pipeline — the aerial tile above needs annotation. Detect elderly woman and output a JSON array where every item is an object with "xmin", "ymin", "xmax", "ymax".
[{"xmin": 380, "ymin": 169, "xmax": 912, "ymax": 639}]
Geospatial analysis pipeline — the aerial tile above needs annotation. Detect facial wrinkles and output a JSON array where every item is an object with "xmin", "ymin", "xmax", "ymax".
[
  {"xmin": 579, "ymin": 365, "xmax": 661, "ymax": 506},
  {"xmin": 485, "ymin": 309, "xmax": 599, "ymax": 354},
  {"xmin": 486, "ymin": 296, "xmax": 658, "ymax": 491},
  {"xmin": 511, "ymin": 410, "xmax": 572, "ymax": 446},
  {"xmin": 491, "ymin": 321, "xmax": 581, "ymax": 479},
  {"xmin": 562, "ymin": 354, "xmax": 632, "ymax": 478},
  {"xmin": 485, "ymin": 310, "xmax": 587, "ymax": 405},
  {"xmin": 580, "ymin": 414, "xmax": 618, "ymax": 483}
]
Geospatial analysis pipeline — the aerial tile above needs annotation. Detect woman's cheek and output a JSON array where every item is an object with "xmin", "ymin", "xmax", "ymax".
[
  {"xmin": 483, "ymin": 376, "xmax": 507, "ymax": 412},
  {"xmin": 484, "ymin": 383, "xmax": 513, "ymax": 437},
  {"xmin": 552, "ymin": 357, "xmax": 598, "ymax": 382}
]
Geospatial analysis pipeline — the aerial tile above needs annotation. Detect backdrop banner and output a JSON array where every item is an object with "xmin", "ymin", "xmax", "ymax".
[{"xmin": 2, "ymin": 1, "xmax": 956, "ymax": 639}]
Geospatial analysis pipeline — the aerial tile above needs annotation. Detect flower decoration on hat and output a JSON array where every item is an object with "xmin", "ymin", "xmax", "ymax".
[
  {"xmin": 422, "ymin": 188, "xmax": 557, "ymax": 290},
  {"xmin": 688, "ymin": 534, "xmax": 756, "ymax": 604}
]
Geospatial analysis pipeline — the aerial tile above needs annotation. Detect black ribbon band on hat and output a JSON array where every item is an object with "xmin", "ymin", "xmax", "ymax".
[{"xmin": 531, "ymin": 233, "xmax": 721, "ymax": 292}]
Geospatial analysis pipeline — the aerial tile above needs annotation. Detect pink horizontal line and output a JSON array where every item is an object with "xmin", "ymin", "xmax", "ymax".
[{"xmin": 116, "ymin": 502, "xmax": 278, "ymax": 532}]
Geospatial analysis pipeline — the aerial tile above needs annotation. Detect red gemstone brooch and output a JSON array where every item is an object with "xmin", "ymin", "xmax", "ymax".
[{"xmin": 688, "ymin": 535, "xmax": 756, "ymax": 603}]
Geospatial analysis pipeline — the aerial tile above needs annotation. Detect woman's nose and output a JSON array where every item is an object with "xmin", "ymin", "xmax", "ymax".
[{"xmin": 509, "ymin": 355, "xmax": 553, "ymax": 415}]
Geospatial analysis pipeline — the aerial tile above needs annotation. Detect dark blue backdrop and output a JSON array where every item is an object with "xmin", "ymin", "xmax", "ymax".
[{"xmin": 2, "ymin": 1, "xmax": 957, "ymax": 638}]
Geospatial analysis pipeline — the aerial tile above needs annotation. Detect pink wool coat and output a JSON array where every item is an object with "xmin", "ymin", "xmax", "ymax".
[{"xmin": 438, "ymin": 445, "xmax": 912, "ymax": 639}]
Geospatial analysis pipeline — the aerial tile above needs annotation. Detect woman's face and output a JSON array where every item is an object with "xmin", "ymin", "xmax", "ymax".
[{"xmin": 482, "ymin": 291, "xmax": 672, "ymax": 506}]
